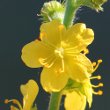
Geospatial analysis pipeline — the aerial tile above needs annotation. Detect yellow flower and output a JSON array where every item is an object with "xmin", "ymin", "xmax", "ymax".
[
  {"xmin": 5, "ymin": 80, "xmax": 39, "ymax": 110},
  {"xmin": 21, "ymin": 20, "xmax": 94, "ymax": 92},
  {"xmin": 64, "ymin": 75, "xmax": 103, "ymax": 110},
  {"xmin": 65, "ymin": 91, "xmax": 86, "ymax": 110}
]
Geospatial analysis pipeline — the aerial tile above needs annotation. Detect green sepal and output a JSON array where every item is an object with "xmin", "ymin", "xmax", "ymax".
[{"xmin": 40, "ymin": 0, "xmax": 65, "ymax": 23}]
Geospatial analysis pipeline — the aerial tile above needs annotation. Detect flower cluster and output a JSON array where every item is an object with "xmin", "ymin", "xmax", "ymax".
[
  {"xmin": 4, "ymin": 0, "xmax": 107, "ymax": 110},
  {"xmin": 21, "ymin": 19, "xmax": 103, "ymax": 109}
]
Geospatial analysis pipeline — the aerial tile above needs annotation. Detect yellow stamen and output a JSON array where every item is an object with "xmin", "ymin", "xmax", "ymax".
[
  {"xmin": 90, "ymin": 75, "xmax": 101, "ymax": 80},
  {"xmin": 4, "ymin": 99, "xmax": 23, "ymax": 110},
  {"xmin": 92, "ymin": 62, "xmax": 96, "ymax": 66},
  {"xmin": 4, "ymin": 99, "xmax": 9, "ymax": 104},
  {"xmin": 98, "ymin": 83, "xmax": 104, "ymax": 87},
  {"xmin": 93, "ymin": 59, "xmax": 102, "ymax": 72},
  {"xmin": 98, "ymin": 59, "xmax": 103, "ymax": 63},
  {"xmin": 10, "ymin": 106, "xmax": 16, "ymax": 110},
  {"xmin": 93, "ymin": 90, "xmax": 103, "ymax": 95},
  {"xmin": 83, "ymin": 48, "xmax": 89, "ymax": 55},
  {"xmin": 39, "ymin": 54, "xmax": 56, "ymax": 68},
  {"xmin": 92, "ymin": 83, "xmax": 103, "ymax": 88}
]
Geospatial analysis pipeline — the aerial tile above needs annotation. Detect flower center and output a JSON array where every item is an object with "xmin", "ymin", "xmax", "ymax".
[{"xmin": 54, "ymin": 47, "xmax": 64, "ymax": 58}]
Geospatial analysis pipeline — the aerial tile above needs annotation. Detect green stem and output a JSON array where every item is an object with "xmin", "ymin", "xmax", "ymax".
[
  {"xmin": 48, "ymin": 92, "xmax": 62, "ymax": 110},
  {"xmin": 63, "ymin": 0, "xmax": 78, "ymax": 28}
]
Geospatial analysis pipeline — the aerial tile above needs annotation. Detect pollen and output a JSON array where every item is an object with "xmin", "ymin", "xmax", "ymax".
[
  {"xmin": 4, "ymin": 99, "xmax": 9, "ymax": 104},
  {"xmin": 97, "ymin": 90, "xmax": 103, "ymax": 95},
  {"xmin": 98, "ymin": 59, "xmax": 103, "ymax": 63}
]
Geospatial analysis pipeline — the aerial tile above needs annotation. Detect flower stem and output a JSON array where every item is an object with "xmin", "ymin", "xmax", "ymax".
[
  {"xmin": 63, "ymin": 0, "xmax": 78, "ymax": 28},
  {"xmin": 48, "ymin": 92, "xmax": 62, "ymax": 110}
]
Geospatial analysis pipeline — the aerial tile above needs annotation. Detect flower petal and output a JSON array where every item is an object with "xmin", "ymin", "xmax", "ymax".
[
  {"xmin": 64, "ymin": 23, "xmax": 94, "ymax": 53},
  {"xmin": 82, "ymin": 80, "xmax": 93, "ymax": 108},
  {"xmin": 64, "ymin": 91, "xmax": 86, "ymax": 110},
  {"xmin": 41, "ymin": 67, "xmax": 69, "ymax": 92},
  {"xmin": 21, "ymin": 40, "xmax": 52, "ymax": 68},
  {"xmin": 40, "ymin": 20, "xmax": 66, "ymax": 45},
  {"xmin": 75, "ymin": 54, "xmax": 93, "ymax": 74},
  {"xmin": 67, "ymin": 23, "xmax": 86, "ymax": 35},
  {"xmin": 20, "ymin": 80, "xmax": 39, "ymax": 110},
  {"xmin": 81, "ymin": 28, "xmax": 94, "ymax": 45},
  {"xmin": 69, "ymin": 63, "xmax": 89, "ymax": 82},
  {"xmin": 65, "ymin": 55, "xmax": 92, "ymax": 82},
  {"xmin": 63, "ymin": 24, "xmax": 86, "ymax": 53}
]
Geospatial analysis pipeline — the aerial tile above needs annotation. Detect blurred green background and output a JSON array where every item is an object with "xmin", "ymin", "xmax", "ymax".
[{"xmin": 0, "ymin": 0, "xmax": 110, "ymax": 110}]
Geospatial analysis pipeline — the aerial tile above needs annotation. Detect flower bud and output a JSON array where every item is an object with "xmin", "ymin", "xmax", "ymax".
[
  {"xmin": 83, "ymin": 0, "xmax": 107, "ymax": 12},
  {"xmin": 40, "ymin": 1, "xmax": 65, "ymax": 23}
]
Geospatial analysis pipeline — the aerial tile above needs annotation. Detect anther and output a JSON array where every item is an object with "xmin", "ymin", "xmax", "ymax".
[
  {"xmin": 83, "ymin": 48, "xmax": 89, "ymax": 55},
  {"xmin": 10, "ymin": 106, "xmax": 16, "ymax": 110},
  {"xmin": 98, "ymin": 83, "xmax": 103, "ymax": 87},
  {"xmin": 92, "ymin": 62, "xmax": 96, "ymax": 66},
  {"xmin": 97, "ymin": 90, "xmax": 103, "ymax": 95},
  {"xmin": 4, "ymin": 99, "xmax": 9, "ymax": 104},
  {"xmin": 4, "ymin": 99, "xmax": 22, "ymax": 110},
  {"xmin": 98, "ymin": 59, "xmax": 103, "ymax": 63},
  {"xmin": 97, "ymin": 75, "xmax": 102, "ymax": 80}
]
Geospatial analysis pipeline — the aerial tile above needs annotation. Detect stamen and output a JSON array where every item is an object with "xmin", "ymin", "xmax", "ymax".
[
  {"xmin": 93, "ymin": 90, "xmax": 103, "ymax": 95},
  {"xmin": 39, "ymin": 55, "xmax": 57, "ymax": 68},
  {"xmin": 4, "ymin": 99, "xmax": 22, "ymax": 110},
  {"xmin": 93, "ymin": 59, "xmax": 102, "ymax": 72},
  {"xmin": 98, "ymin": 59, "xmax": 103, "ymax": 63},
  {"xmin": 10, "ymin": 105, "xmax": 17, "ymax": 110},
  {"xmin": 90, "ymin": 75, "xmax": 101, "ymax": 80},
  {"xmin": 83, "ymin": 48, "xmax": 89, "ymax": 55},
  {"xmin": 4, "ymin": 99, "xmax": 9, "ymax": 104},
  {"xmin": 60, "ymin": 59, "xmax": 64, "ymax": 72},
  {"xmin": 92, "ymin": 62, "xmax": 96, "ymax": 66},
  {"xmin": 92, "ymin": 83, "xmax": 103, "ymax": 88},
  {"xmin": 98, "ymin": 83, "xmax": 104, "ymax": 87}
]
